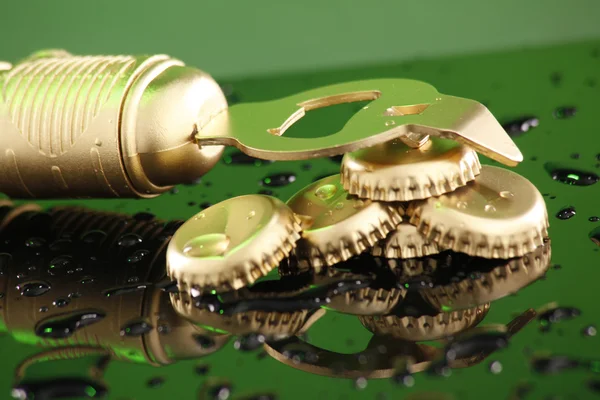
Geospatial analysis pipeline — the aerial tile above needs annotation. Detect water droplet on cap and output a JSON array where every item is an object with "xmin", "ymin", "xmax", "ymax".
[
  {"xmin": 117, "ymin": 233, "xmax": 143, "ymax": 247},
  {"xmin": 315, "ymin": 184, "xmax": 337, "ymax": 200},
  {"xmin": 18, "ymin": 281, "xmax": 51, "ymax": 297},
  {"xmin": 183, "ymin": 234, "xmax": 230, "ymax": 257},
  {"xmin": 484, "ymin": 204, "xmax": 496, "ymax": 213},
  {"xmin": 456, "ymin": 201, "xmax": 467, "ymax": 209},
  {"xmin": 385, "ymin": 120, "xmax": 395, "ymax": 127},
  {"xmin": 499, "ymin": 191, "xmax": 513, "ymax": 198}
]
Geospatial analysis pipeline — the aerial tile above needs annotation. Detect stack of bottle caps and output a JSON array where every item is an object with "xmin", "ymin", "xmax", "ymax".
[{"xmin": 166, "ymin": 134, "xmax": 550, "ymax": 356}]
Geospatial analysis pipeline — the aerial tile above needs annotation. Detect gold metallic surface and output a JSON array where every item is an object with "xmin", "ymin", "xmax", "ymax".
[
  {"xmin": 421, "ymin": 245, "xmax": 551, "ymax": 311},
  {"xmin": 286, "ymin": 175, "xmax": 403, "ymax": 269},
  {"xmin": 359, "ymin": 303, "xmax": 490, "ymax": 341},
  {"xmin": 198, "ymin": 79, "xmax": 523, "ymax": 166},
  {"xmin": 408, "ymin": 165, "xmax": 549, "ymax": 258},
  {"xmin": 167, "ymin": 195, "xmax": 302, "ymax": 292},
  {"xmin": 0, "ymin": 50, "xmax": 226, "ymax": 198},
  {"xmin": 341, "ymin": 137, "xmax": 481, "ymax": 201},
  {"xmin": 372, "ymin": 222, "xmax": 440, "ymax": 259}
]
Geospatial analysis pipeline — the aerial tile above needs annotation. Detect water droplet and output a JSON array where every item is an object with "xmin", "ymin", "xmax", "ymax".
[
  {"xmin": 532, "ymin": 356, "xmax": 579, "ymax": 374},
  {"xmin": 207, "ymin": 383, "xmax": 232, "ymax": 400},
  {"xmin": 247, "ymin": 210, "xmax": 256, "ymax": 220},
  {"xmin": 362, "ymin": 105, "xmax": 369, "ymax": 110},
  {"xmin": 354, "ymin": 377, "xmax": 368, "ymax": 390},
  {"xmin": 133, "ymin": 212, "xmax": 155, "ymax": 221},
  {"xmin": 195, "ymin": 364, "xmax": 210, "ymax": 376},
  {"xmin": 484, "ymin": 204, "xmax": 496, "ymax": 213},
  {"xmin": 81, "ymin": 230, "xmax": 107, "ymax": 244},
  {"xmin": 117, "ymin": 233, "xmax": 143, "ymax": 247},
  {"xmin": 18, "ymin": 281, "xmax": 51, "ymax": 297},
  {"xmin": 384, "ymin": 120, "xmax": 395, "ymax": 127},
  {"xmin": 25, "ymin": 237, "xmax": 46, "ymax": 248},
  {"xmin": 222, "ymin": 150, "xmax": 273, "ymax": 166},
  {"xmin": 147, "ymin": 377, "xmax": 164, "ymax": 389},
  {"xmin": 545, "ymin": 163, "xmax": 599, "ymax": 186},
  {"xmin": 456, "ymin": 201, "xmax": 467, "ymax": 209},
  {"xmin": 194, "ymin": 334, "xmax": 216, "ymax": 349},
  {"xmin": 583, "ymin": 325, "xmax": 597, "ymax": 337},
  {"xmin": 53, "ymin": 298, "xmax": 70, "ymax": 308},
  {"xmin": 49, "ymin": 255, "xmax": 73, "ymax": 272},
  {"xmin": 120, "ymin": 319, "xmax": 153, "ymax": 337},
  {"xmin": 502, "ymin": 116, "xmax": 539, "ymax": 137},
  {"xmin": 79, "ymin": 277, "xmax": 96, "ymax": 284},
  {"xmin": 200, "ymin": 202, "xmax": 213, "ymax": 210},
  {"xmin": 194, "ymin": 213, "xmax": 206, "ymax": 220},
  {"xmin": 68, "ymin": 292, "xmax": 81, "ymax": 299},
  {"xmin": 127, "ymin": 249, "xmax": 150, "ymax": 264},
  {"xmin": 553, "ymin": 106, "xmax": 577, "ymax": 119},
  {"xmin": 12, "ymin": 378, "xmax": 107, "ymax": 400},
  {"xmin": 334, "ymin": 202, "xmax": 344, "ymax": 210},
  {"xmin": 499, "ymin": 191, "xmax": 513, "ymax": 198},
  {"xmin": 94, "ymin": 138, "xmax": 102, "ymax": 146},
  {"xmin": 315, "ymin": 184, "xmax": 337, "ymax": 200},
  {"xmin": 538, "ymin": 306, "xmax": 580, "ymax": 331},
  {"xmin": 233, "ymin": 333, "xmax": 266, "ymax": 351},
  {"xmin": 590, "ymin": 216, "xmax": 600, "ymax": 222},
  {"xmin": 35, "ymin": 310, "xmax": 105, "ymax": 338},
  {"xmin": 39, "ymin": 306, "xmax": 48, "ymax": 312},
  {"xmin": 571, "ymin": 153, "xmax": 581, "ymax": 159},
  {"xmin": 392, "ymin": 373, "xmax": 414, "ymax": 387},
  {"xmin": 556, "ymin": 206, "xmax": 576, "ymax": 220},
  {"xmin": 260, "ymin": 173, "xmax": 296, "ymax": 187},
  {"xmin": 127, "ymin": 276, "xmax": 139, "ymax": 284},
  {"xmin": 489, "ymin": 360, "xmax": 503, "ymax": 374},
  {"xmin": 183, "ymin": 234, "xmax": 230, "ymax": 257},
  {"xmin": 157, "ymin": 323, "xmax": 171, "ymax": 335},
  {"xmin": 16, "ymin": 272, "xmax": 27, "ymax": 279},
  {"xmin": 434, "ymin": 202, "xmax": 442, "ymax": 209},
  {"xmin": 353, "ymin": 199, "xmax": 365, "ymax": 209},
  {"xmin": 103, "ymin": 283, "xmax": 149, "ymax": 297}
]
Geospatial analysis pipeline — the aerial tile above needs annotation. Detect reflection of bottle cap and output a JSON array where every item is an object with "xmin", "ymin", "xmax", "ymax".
[
  {"xmin": 372, "ymin": 222, "xmax": 439, "ymax": 259},
  {"xmin": 340, "ymin": 138, "xmax": 480, "ymax": 201},
  {"xmin": 359, "ymin": 303, "xmax": 490, "ymax": 341},
  {"xmin": 420, "ymin": 244, "xmax": 551, "ymax": 311},
  {"xmin": 408, "ymin": 165, "xmax": 549, "ymax": 258},
  {"xmin": 286, "ymin": 175, "xmax": 403, "ymax": 269},
  {"xmin": 167, "ymin": 195, "xmax": 302, "ymax": 293}
]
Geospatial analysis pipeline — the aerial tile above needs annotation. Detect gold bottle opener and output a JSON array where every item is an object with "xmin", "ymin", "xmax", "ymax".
[{"xmin": 0, "ymin": 50, "xmax": 522, "ymax": 199}]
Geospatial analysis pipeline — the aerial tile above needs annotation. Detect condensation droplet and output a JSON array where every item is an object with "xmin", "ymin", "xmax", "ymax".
[
  {"xmin": 456, "ymin": 201, "xmax": 467, "ymax": 209},
  {"xmin": 247, "ymin": 210, "xmax": 256, "ymax": 220},
  {"xmin": 484, "ymin": 204, "xmax": 496, "ymax": 213},
  {"xmin": 94, "ymin": 138, "xmax": 102, "ymax": 147},
  {"xmin": 499, "ymin": 191, "xmax": 514, "ymax": 198},
  {"xmin": 334, "ymin": 202, "xmax": 344, "ymax": 210},
  {"xmin": 183, "ymin": 234, "xmax": 230, "ymax": 257},
  {"xmin": 315, "ymin": 184, "xmax": 337, "ymax": 200},
  {"xmin": 385, "ymin": 120, "xmax": 396, "ymax": 127}
]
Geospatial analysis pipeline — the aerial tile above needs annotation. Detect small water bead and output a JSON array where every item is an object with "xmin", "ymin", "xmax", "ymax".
[
  {"xmin": 81, "ymin": 230, "xmax": 107, "ymax": 244},
  {"xmin": 18, "ymin": 282, "xmax": 51, "ymax": 297},
  {"xmin": 117, "ymin": 233, "xmax": 143, "ymax": 247},
  {"xmin": 127, "ymin": 249, "xmax": 150, "ymax": 264},
  {"xmin": 334, "ymin": 202, "xmax": 344, "ymax": 210},
  {"xmin": 499, "ymin": 191, "xmax": 514, "ymax": 198},
  {"xmin": 384, "ymin": 120, "xmax": 396, "ymax": 127},
  {"xmin": 25, "ymin": 237, "xmax": 46, "ymax": 248},
  {"xmin": 260, "ymin": 173, "xmax": 297, "ymax": 188},
  {"xmin": 49, "ymin": 239, "xmax": 72, "ymax": 252},
  {"xmin": 545, "ymin": 164, "xmax": 599, "ymax": 186},
  {"xmin": 147, "ymin": 377, "xmax": 164, "ymax": 389},
  {"xmin": 49, "ymin": 255, "xmax": 73, "ymax": 271},
  {"xmin": 195, "ymin": 364, "xmax": 210, "ymax": 376},
  {"xmin": 194, "ymin": 334, "xmax": 216, "ymax": 349},
  {"xmin": 553, "ymin": 106, "xmax": 577, "ymax": 119},
  {"xmin": 589, "ymin": 216, "xmax": 599, "ymax": 222},
  {"xmin": 120, "ymin": 319, "xmax": 153, "ymax": 337},
  {"xmin": 183, "ymin": 234, "xmax": 231, "ymax": 257},
  {"xmin": 53, "ymin": 298, "xmax": 70, "ymax": 308},
  {"xmin": 78, "ymin": 277, "xmax": 96, "ymax": 284},
  {"xmin": 35, "ymin": 310, "xmax": 105, "ymax": 339},
  {"xmin": 39, "ymin": 306, "xmax": 48, "ymax": 312},
  {"xmin": 208, "ymin": 383, "xmax": 232, "ymax": 400},
  {"xmin": 247, "ymin": 210, "xmax": 256, "ymax": 220},
  {"xmin": 583, "ymin": 325, "xmax": 597, "ymax": 337},
  {"xmin": 489, "ymin": 360, "xmax": 503, "ymax": 374},
  {"xmin": 127, "ymin": 276, "xmax": 140, "ymax": 284},
  {"xmin": 484, "ymin": 204, "xmax": 496, "ymax": 213},
  {"xmin": 16, "ymin": 273, "xmax": 27, "ymax": 279},
  {"xmin": 502, "ymin": 116, "xmax": 539, "ymax": 137},
  {"xmin": 456, "ymin": 201, "xmax": 467, "ymax": 209},
  {"xmin": 556, "ymin": 206, "xmax": 576, "ymax": 220},
  {"xmin": 315, "ymin": 184, "xmax": 337, "ymax": 200}
]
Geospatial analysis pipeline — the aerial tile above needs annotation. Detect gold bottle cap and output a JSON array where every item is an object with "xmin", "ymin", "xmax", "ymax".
[
  {"xmin": 372, "ymin": 222, "xmax": 440, "ymax": 259},
  {"xmin": 341, "ymin": 137, "xmax": 481, "ymax": 201},
  {"xmin": 286, "ymin": 174, "xmax": 403, "ymax": 269},
  {"xmin": 359, "ymin": 303, "xmax": 490, "ymax": 341},
  {"xmin": 408, "ymin": 165, "xmax": 549, "ymax": 258},
  {"xmin": 421, "ymin": 244, "xmax": 551, "ymax": 311},
  {"xmin": 167, "ymin": 195, "xmax": 302, "ymax": 293}
]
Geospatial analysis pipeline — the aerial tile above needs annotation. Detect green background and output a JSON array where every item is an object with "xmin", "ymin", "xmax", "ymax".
[{"xmin": 1, "ymin": 2, "xmax": 600, "ymax": 399}]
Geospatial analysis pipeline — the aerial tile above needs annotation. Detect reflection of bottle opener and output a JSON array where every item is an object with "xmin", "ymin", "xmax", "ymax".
[
  {"xmin": 0, "ymin": 50, "xmax": 522, "ymax": 198},
  {"xmin": 0, "ymin": 203, "xmax": 229, "ymax": 366},
  {"xmin": 264, "ymin": 309, "xmax": 536, "ymax": 379}
]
